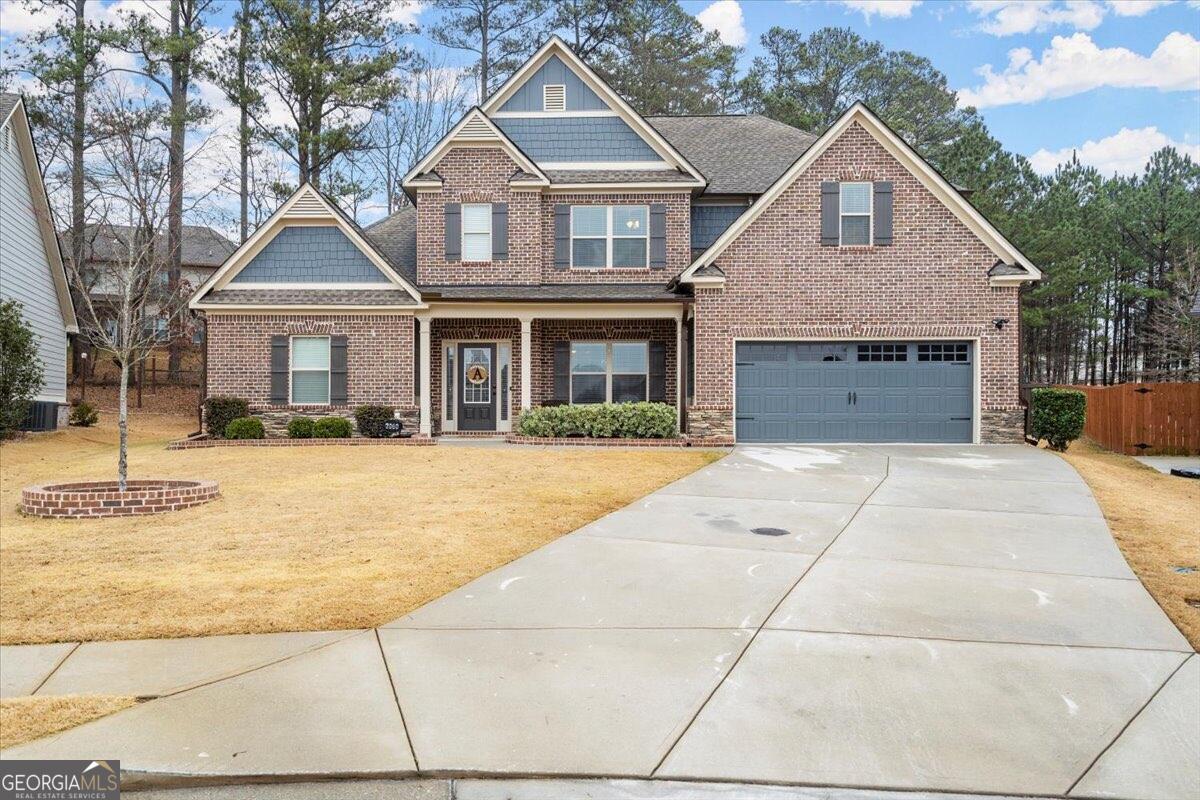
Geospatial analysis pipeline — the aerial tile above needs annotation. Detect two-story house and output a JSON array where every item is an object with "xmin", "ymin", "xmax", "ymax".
[{"xmin": 190, "ymin": 38, "xmax": 1040, "ymax": 444}]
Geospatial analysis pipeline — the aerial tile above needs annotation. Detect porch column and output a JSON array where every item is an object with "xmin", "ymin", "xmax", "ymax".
[
  {"xmin": 676, "ymin": 310, "xmax": 684, "ymax": 424},
  {"xmin": 418, "ymin": 314, "xmax": 432, "ymax": 436},
  {"xmin": 519, "ymin": 316, "xmax": 532, "ymax": 410}
]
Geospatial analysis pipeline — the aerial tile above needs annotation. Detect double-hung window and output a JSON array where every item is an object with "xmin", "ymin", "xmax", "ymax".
[
  {"xmin": 461, "ymin": 203, "xmax": 492, "ymax": 261},
  {"xmin": 570, "ymin": 342, "xmax": 649, "ymax": 404},
  {"xmin": 839, "ymin": 182, "xmax": 872, "ymax": 246},
  {"xmin": 291, "ymin": 335, "xmax": 331, "ymax": 404},
  {"xmin": 571, "ymin": 205, "xmax": 648, "ymax": 268}
]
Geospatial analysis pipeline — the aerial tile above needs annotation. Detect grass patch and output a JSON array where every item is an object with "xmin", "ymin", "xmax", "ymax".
[
  {"xmin": 0, "ymin": 695, "xmax": 137, "ymax": 749},
  {"xmin": 1, "ymin": 413, "xmax": 721, "ymax": 644},
  {"xmin": 1058, "ymin": 439, "xmax": 1200, "ymax": 649}
]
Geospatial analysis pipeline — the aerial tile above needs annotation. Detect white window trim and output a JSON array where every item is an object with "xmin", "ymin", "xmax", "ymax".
[
  {"xmin": 569, "ymin": 341, "xmax": 650, "ymax": 404},
  {"xmin": 839, "ymin": 182, "xmax": 873, "ymax": 247},
  {"xmin": 289, "ymin": 335, "xmax": 331, "ymax": 406},
  {"xmin": 461, "ymin": 202, "xmax": 493, "ymax": 263},
  {"xmin": 569, "ymin": 205, "xmax": 650, "ymax": 269}
]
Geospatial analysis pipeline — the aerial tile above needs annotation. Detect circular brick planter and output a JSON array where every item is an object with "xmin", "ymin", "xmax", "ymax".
[{"xmin": 21, "ymin": 479, "xmax": 220, "ymax": 519}]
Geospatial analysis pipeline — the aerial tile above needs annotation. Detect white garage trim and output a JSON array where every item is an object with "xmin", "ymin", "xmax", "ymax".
[{"xmin": 730, "ymin": 335, "xmax": 981, "ymax": 444}]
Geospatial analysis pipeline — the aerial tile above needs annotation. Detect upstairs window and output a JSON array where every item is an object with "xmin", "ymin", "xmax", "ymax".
[
  {"xmin": 839, "ymin": 182, "xmax": 872, "ymax": 245},
  {"xmin": 543, "ymin": 84, "xmax": 566, "ymax": 111},
  {"xmin": 461, "ymin": 203, "xmax": 492, "ymax": 261},
  {"xmin": 571, "ymin": 205, "xmax": 648, "ymax": 269}
]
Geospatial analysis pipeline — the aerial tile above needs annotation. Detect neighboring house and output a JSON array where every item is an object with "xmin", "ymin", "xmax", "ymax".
[
  {"xmin": 0, "ymin": 93, "xmax": 78, "ymax": 431},
  {"xmin": 191, "ymin": 38, "xmax": 1040, "ymax": 443},
  {"xmin": 64, "ymin": 223, "xmax": 236, "ymax": 343}
]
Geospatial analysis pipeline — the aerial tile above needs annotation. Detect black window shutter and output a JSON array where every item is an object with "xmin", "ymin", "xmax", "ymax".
[
  {"xmin": 648, "ymin": 340, "xmax": 666, "ymax": 402},
  {"xmin": 553, "ymin": 205, "xmax": 570, "ymax": 270},
  {"xmin": 444, "ymin": 203, "xmax": 461, "ymax": 262},
  {"xmin": 821, "ymin": 182, "xmax": 839, "ymax": 246},
  {"xmin": 649, "ymin": 204, "xmax": 667, "ymax": 269},
  {"xmin": 270, "ymin": 335, "xmax": 288, "ymax": 404},
  {"xmin": 491, "ymin": 203, "xmax": 508, "ymax": 261},
  {"xmin": 873, "ymin": 182, "xmax": 893, "ymax": 246},
  {"xmin": 553, "ymin": 341, "xmax": 570, "ymax": 403},
  {"xmin": 330, "ymin": 335, "xmax": 348, "ymax": 405}
]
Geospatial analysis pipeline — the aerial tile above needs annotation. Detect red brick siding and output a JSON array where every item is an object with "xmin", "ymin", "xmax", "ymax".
[
  {"xmin": 415, "ymin": 146, "xmax": 693, "ymax": 286},
  {"xmin": 530, "ymin": 319, "xmax": 678, "ymax": 406},
  {"xmin": 693, "ymin": 121, "xmax": 1022, "ymax": 426},
  {"xmin": 205, "ymin": 313, "xmax": 416, "ymax": 412}
]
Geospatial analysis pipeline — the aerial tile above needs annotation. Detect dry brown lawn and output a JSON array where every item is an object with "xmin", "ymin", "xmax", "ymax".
[
  {"xmin": 0, "ymin": 695, "xmax": 137, "ymax": 749},
  {"xmin": 0, "ymin": 413, "xmax": 720, "ymax": 644},
  {"xmin": 1058, "ymin": 439, "xmax": 1200, "ymax": 649}
]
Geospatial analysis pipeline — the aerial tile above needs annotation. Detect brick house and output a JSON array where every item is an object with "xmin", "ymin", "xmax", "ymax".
[{"xmin": 191, "ymin": 38, "xmax": 1040, "ymax": 443}]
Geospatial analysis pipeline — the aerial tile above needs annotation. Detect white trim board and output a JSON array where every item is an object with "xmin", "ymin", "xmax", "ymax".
[
  {"xmin": 481, "ymin": 37, "xmax": 706, "ymax": 187},
  {"xmin": 190, "ymin": 184, "xmax": 423, "ymax": 309},
  {"xmin": 679, "ymin": 103, "xmax": 1041, "ymax": 286}
]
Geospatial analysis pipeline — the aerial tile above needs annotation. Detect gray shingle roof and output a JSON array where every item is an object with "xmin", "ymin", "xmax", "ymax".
[
  {"xmin": 421, "ymin": 284, "xmax": 685, "ymax": 302},
  {"xmin": 363, "ymin": 206, "xmax": 417, "ymax": 285},
  {"xmin": 203, "ymin": 288, "xmax": 417, "ymax": 306},
  {"xmin": 0, "ymin": 93, "xmax": 19, "ymax": 121},
  {"xmin": 545, "ymin": 169, "xmax": 696, "ymax": 184},
  {"xmin": 648, "ymin": 114, "xmax": 818, "ymax": 195},
  {"xmin": 64, "ymin": 224, "xmax": 237, "ymax": 267}
]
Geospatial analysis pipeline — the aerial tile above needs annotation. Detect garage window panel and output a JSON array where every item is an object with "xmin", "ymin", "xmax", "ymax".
[
  {"xmin": 857, "ymin": 344, "xmax": 907, "ymax": 362},
  {"xmin": 918, "ymin": 343, "xmax": 969, "ymax": 362}
]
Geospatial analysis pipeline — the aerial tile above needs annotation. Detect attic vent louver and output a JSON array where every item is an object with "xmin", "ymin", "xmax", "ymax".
[
  {"xmin": 543, "ymin": 84, "xmax": 566, "ymax": 112},
  {"xmin": 459, "ymin": 116, "xmax": 496, "ymax": 140}
]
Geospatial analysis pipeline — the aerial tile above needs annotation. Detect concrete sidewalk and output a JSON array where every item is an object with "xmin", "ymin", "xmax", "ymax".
[{"xmin": 2, "ymin": 445, "xmax": 1197, "ymax": 798}]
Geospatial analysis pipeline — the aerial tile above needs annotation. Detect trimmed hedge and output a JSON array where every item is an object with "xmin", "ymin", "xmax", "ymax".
[
  {"xmin": 69, "ymin": 402, "xmax": 99, "ymax": 427},
  {"xmin": 287, "ymin": 417, "xmax": 315, "ymax": 439},
  {"xmin": 516, "ymin": 402, "xmax": 677, "ymax": 439},
  {"xmin": 313, "ymin": 416, "xmax": 353, "ymax": 438},
  {"xmin": 224, "ymin": 416, "xmax": 265, "ymax": 440},
  {"xmin": 1031, "ymin": 388, "xmax": 1086, "ymax": 451},
  {"xmin": 354, "ymin": 405, "xmax": 394, "ymax": 438},
  {"xmin": 205, "ymin": 396, "xmax": 248, "ymax": 438}
]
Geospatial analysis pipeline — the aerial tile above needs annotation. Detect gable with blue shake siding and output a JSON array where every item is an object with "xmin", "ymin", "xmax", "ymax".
[{"xmin": 231, "ymin": 226, "xmax": 391, "ymax": 284}]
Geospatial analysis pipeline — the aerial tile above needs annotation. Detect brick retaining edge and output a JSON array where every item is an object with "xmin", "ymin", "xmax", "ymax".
[
  {"xmin": 22, "ymin": 479, "xmax": 220, "ymax": 519},
  {"xmin": 504, "ymin": 435, "xmax": 734, "ymax": 448},
  {"xmin": 167, "ymin": 436, "xmax": 436, "ymax": 450}
]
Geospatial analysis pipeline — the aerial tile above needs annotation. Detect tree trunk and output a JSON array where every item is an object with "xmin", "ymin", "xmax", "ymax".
[
  {"xmin": 479, "ymin": 0, "xmax": 490, "ymax": 102},
  {"xmin": 167, "ymin": 0, "xmax": 186, "ymax": 380},
  {"xmin": 118, "ymin": 359, "xmax": 129, "ymax": 491},
  {"xmin": 71, "ymin": 0, "xmax": 86, "ymax": 303},
  {"xmin": 238, "ymin": 0, "xmax": 250, "ymax": 242}
]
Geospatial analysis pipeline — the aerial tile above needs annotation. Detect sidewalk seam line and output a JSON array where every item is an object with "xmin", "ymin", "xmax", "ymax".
[
  {"xmin": 649, "ymin": 456, "xmax": 890, "ymax": 777},
  {"xmin": 376, "ymin": 627, "xmax": 421, "ymax": 773},
  {"xmin": 30, "ymin": 641, "xmax": 81, "ymax": 696},
  {"xmin": 1063, "ymin": 652, "xmax": 1193, "ymax": 796}
]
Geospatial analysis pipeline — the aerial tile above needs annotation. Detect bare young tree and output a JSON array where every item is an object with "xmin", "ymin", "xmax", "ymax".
[
  {"xmin": 363, "ymin": 53, "xmax": 470, "ymax": 214},
  {"xmin": 1143, "ymin": 247, "xmax": 1200, "ymax": 382},
  {"xmin": 69, "ymin": 85, "xmax": 208, "ymax": 488}
]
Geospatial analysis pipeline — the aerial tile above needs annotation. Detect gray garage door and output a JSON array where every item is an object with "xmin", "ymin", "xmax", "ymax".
[{"xmin": 735, "ymin": 341, "xmax": 973, "ymax": 443}]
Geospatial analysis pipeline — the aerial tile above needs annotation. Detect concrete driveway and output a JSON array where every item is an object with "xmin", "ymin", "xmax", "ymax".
[{"xmin": 5, "ymin": 445, "xmax": 1197, "ymax": 798}]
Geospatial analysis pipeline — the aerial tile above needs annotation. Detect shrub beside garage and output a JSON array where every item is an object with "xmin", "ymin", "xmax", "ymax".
[{"xmin": 1031, "ymin": 388, "xmax": 1087, "ymax": 451}]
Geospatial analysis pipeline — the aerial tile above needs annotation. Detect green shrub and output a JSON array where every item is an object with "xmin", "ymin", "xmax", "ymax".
[
  {"xmin": 205, "ymin": 396, "xmax": 248, "ymax": 438},
  {"xmin": 1031, "ymin": 388, "xmax": 1086, "ymax": 451},
  {"xmin": 287, "ymin": 417, "xmax": 315, "ymax": 438},
  {"xmin": 0, "ymin": 299, "xmax": 44, "ymax": 437},
  {"xmin": 224, "ymin": 416, "xmax": 265, "ymax": 440},
  {"xmin": 313, "ymin": 416, "xmax": 352, "ymax": 438},
  {"xmin": 69, "ymin": 402, "xmax": 99, "ymax": 427},
  {"xmin": 516, "ymin": 402, "xmax": 677, "ymax": 439},
  {"xmin": 354, "ymin": 405, "xmax": 394, "ymax": 438}
]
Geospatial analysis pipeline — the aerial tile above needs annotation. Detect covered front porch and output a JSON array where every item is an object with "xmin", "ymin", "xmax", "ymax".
[{"xmin": 416, "ymin": 303, "xmax": 687, "ymax": 436}]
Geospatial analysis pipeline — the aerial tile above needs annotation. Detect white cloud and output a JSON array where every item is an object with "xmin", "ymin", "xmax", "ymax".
[
  {"xmin": 834, "ymin": 0, "xmax": 922, "ymax": 19},
  {"xmin": 959, "ymin": 31, "xmax": 1200, "ymax": 107},
  {"xmin": 968, "ymin": 1, "xmax": 1105, "ymax": 35},
  {"xmin": 1029, "ymin": 126, "xmax": 1200, "ymax": 175},
  {"xmin": 696, "ymin": 0, "xmax": 747, "ymax": 47},
  {"xmin": 1106, "ymin": 0, "xmax": 1175, "ymax": 16},
  {"xmin": 386, "ymin": 0, "xmax": 423, "ymax": 28}
]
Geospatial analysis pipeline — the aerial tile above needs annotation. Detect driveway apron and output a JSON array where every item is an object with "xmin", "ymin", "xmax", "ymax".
[{"xmin": 3, "ymin": 444, "xmax": 1196, "ymax": 798}]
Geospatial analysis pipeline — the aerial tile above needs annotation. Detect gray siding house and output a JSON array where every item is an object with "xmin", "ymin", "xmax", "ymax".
[{"xmin": 0, "ymin": 94, "xmax": 78, "ymax": 430}]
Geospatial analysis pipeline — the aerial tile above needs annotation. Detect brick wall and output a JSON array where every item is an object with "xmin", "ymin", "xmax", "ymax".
[
  {"xmin": 205, "ymin": 313, "xmax": 417, "ymax": 421},
  {"xmin": 691, "ymin": 120, "xmax": 1023, "ymax": 440},
  {"xmin": 416, "ymin": 146, "xmax": 693, "ymax": 286}
]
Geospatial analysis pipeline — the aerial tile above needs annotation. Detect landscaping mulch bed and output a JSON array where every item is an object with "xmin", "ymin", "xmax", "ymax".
[
  {"xmin": 505, "ymin": 435, "xmax": 734, "ymax": 447},
  {"xmin": 22, "ymin": 479, "xmax": 219, "ymax": 518},
  {"xmin": 167, "ymin": 435, "xmax": 435, "ymax": 450}
]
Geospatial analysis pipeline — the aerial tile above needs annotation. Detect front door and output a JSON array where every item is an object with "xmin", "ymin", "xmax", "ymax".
[{"xmin": 457, "ymin": 343, "xmax": 497, "ymax": 431}]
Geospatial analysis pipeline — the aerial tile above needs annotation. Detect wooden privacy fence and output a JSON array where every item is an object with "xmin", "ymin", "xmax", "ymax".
[{"xmin": 1058, "ymin": 383, "xmax": 1200, "ymax": 456}]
